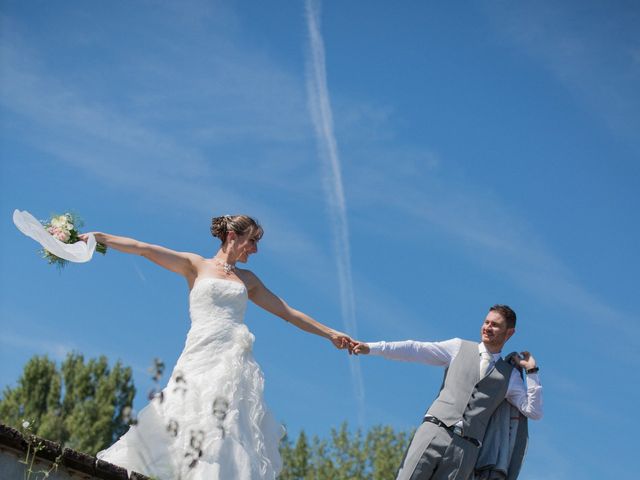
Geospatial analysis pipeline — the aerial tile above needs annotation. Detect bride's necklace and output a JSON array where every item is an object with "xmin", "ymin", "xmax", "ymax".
[{"xmin": 213, "ymin": 257, "xmax": 236, "ymax": 275}]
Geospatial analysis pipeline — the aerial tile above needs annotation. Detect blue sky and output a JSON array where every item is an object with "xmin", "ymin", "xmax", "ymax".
[{"xmin": 1, "ymin": 1, "xmax": 639, "ymax": 478}]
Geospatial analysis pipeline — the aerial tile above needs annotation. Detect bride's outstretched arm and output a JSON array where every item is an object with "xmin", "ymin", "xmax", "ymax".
[
  {"xmin": 80, "ymin": 232, "xmax": 198, "ymax": 278},
  {"xmin": 244, "ymin": 271, "xmax": 354, "ymax": 351}
]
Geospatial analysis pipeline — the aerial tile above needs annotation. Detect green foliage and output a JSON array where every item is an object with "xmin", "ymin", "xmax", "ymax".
[
  {"xmin": 0, "ymin": 353, "xmax": 135, "ymax": 455},
  {"xmin": 279, "ymin": 422, "xmax": 413, "ymax": 480},
  {"xmin": 366, "ymin": 425, "xmax": 412, "ymax": 480},
  {"xmin": 280, "ymin": 429, "xmax": 312, "ymax": 479}
]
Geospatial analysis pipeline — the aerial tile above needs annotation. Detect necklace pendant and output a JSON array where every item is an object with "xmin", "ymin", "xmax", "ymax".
[{"xmin": 214, "ymin": 258, "xmax": 235, "ymax": 275}]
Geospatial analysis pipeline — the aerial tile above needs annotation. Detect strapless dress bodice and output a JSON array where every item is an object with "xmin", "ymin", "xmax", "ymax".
[
  {"xmin": 180, "ymin": 277, "xmax": 253, "ymax": 368},
  {"xmin": 189, "ymin": 277, "xmax": 248, "ymax": 324}
]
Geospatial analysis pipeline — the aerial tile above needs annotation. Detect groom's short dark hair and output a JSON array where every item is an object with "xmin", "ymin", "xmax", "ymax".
[{"xmin": 489, "ymin": 304, "xmax": 516, "ymax": 329}]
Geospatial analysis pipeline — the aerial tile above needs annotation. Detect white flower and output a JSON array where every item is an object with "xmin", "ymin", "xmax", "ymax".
[
  {"xmin": 22, "ymin": 420, "xmax": 30, "ymax": 429},
  {"xmin": 51, "ymin": 216, "xmax": 66, "ymax": 228}
]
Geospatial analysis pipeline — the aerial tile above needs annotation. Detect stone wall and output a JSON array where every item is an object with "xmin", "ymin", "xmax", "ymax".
[{"xmin": 0, "ymin": 424, "xmax": 149, "ymax": 480}]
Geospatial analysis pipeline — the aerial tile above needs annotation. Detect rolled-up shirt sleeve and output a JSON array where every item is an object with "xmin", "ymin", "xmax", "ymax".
[
  {"xmin": 506, "ymin": 370, "xmax": 543, "ymax": 420},
  {"xmin": 367, "ymin": 338, "xmax": 461, "ymax": 366}
]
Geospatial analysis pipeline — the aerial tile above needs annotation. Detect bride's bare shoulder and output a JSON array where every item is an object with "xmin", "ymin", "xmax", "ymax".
[
  {"xmin": 190, "ymin": 254, "xmax": 220, "ymax": 271},
  {"xmin": 188, "ymin": 253, "xmax": 207, "ymax": 263},
  {"xmin": 236, "ymin": 268, "xmax": 261, "ymax": 289}
]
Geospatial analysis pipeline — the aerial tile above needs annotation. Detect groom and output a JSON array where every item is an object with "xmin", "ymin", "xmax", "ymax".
[{"xmin": 352, "ymin": 305, "xmax": 543, "ymax": 480}]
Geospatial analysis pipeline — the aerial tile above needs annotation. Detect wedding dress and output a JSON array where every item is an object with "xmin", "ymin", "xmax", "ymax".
[{"xmin": 97, "ymin": 277, "xmax": 283, "ymax": 479}]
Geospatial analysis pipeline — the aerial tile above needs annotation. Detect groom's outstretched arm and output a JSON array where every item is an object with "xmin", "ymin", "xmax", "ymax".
[{"xmin": 353, "ymin": 338, "xmax": 461, "ymax": 366}]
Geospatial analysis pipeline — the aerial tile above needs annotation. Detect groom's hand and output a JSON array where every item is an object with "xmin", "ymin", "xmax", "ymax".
[
  {"xmin": 517, "ymin": 351, "xmax": 537, "ymax": 371},
  {"xmin": 352, "ymin": 341, "xmax": 370, "ymax": 355},
  {"xmin": 330, "ymin": 332, "xmax": 356, "ymax": 353}
]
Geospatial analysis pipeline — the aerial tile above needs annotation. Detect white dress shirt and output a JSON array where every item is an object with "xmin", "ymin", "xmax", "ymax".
[{"xmin": 368, "ymin": 338, "xmax": 543, "ymax": 420}]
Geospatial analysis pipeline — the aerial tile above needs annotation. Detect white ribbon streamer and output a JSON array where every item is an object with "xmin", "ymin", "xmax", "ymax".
[{"xmin": 13, "ymin": 209, "xmax": 97, "ymax": 263}]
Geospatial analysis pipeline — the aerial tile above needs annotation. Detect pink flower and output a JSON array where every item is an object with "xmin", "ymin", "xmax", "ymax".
[{"xmin": 55, "ymin": 230, "xmax": 70, "ymax": 242}]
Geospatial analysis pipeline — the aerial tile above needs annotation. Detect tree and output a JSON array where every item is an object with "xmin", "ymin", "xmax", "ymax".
[
  {"xmin": 365, "ymin": 425, "xmax": 412, "ymax": 480},
  {"xmin": 325, "ymin": 423, "xmax": 367, "ymax": 480},
  {"xmin": 280, "ymin": 429, "xmax": 313, "ymax": 480},
  {"xmin": 0, "ymin": 353, "xmax": 135, "ymax": 455},
  {"xmin": 278, "ymin": 422, "xmax": 413, "ymax": 480}
]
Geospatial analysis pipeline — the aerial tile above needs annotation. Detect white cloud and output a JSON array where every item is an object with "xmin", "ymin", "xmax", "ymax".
[
  {"xmin": 483, "ymin": 1, "xmax": 640, "ymax": 148},
  {"xmin": 345, "ymin": 146, "xmax": 640, "ymax": 353},
  {"xmin": 0, "ymin": 331, "xmax": 73, "ymax": 361},
  {"xmin": 305, "ymin": 0, "xmax": 365, "ymax": 426}
]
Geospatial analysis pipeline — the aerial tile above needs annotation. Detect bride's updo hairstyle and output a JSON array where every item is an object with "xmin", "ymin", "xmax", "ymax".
[{"xmin": 210, "ymin": 215, "xmax": 263, "ymax": 244}]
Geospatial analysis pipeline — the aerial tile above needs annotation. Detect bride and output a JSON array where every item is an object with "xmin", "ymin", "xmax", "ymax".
[{"xmin": 81, "ymin": 215, "xmax": 354, "ymax": 479}]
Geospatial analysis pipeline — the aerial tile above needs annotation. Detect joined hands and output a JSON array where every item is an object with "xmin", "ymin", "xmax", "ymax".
[
  {"xmin": 329, "ymin": 331, "xmax": 357, "ymax": 353},
  {"xmin": 352, "ymin": 341, "xmax": 369, "ymax": 355},
  {"xmin": 329, "ymin": 333, "xmax": 369, "ymax": 356}
]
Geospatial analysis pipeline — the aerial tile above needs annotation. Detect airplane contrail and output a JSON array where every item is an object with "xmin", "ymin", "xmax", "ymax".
[{"xmin": 304, "ymin": 0, "xmax": 365, "ymax": 427}]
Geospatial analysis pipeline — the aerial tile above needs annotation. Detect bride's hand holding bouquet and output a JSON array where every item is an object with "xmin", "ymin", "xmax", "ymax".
[
  {"xmin": 13, "ymin": 210, "xmax": 107, "ymax": 269},
  {"xmin": 42, "ymin": 213, "xmax": 107, "ymax": 267}
]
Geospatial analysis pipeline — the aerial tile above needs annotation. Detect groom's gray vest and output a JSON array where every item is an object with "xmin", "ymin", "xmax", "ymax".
[{"xmin": 426, "ymin": 340, "xmax": 513, "ymax": 441}]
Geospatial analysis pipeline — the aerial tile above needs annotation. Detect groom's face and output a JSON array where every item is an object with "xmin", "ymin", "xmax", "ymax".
[{"xmin": 480, "ymin": 311, "xmax": 515, "ymax": 351}]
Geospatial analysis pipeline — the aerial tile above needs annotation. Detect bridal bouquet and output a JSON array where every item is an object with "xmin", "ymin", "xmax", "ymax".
[{"xmin": 40, "ymin": 212, "xmax": 107, "ymax": 268}]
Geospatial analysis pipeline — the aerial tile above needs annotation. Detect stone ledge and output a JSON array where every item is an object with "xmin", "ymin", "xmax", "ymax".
[{"xmin": 0, "ymin": 424, "xmax": 150, "ymax": 480}]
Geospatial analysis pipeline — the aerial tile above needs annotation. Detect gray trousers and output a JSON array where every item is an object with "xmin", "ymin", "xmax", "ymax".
[{"xmin": 396, "ymin": 421, "xmax": 480, "ymax": 480}]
